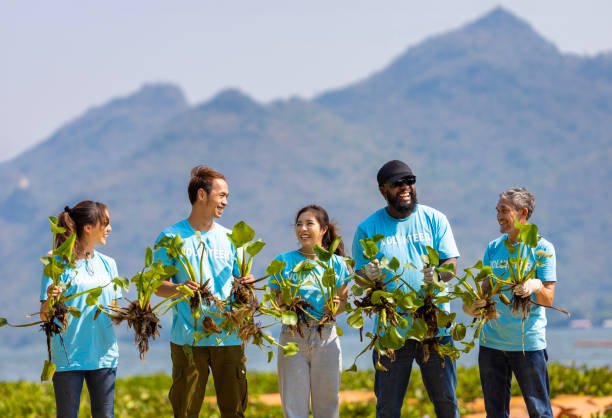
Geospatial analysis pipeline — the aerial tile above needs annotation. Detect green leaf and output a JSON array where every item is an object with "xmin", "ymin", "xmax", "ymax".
[
  {"xmin": 398, "ymin": 316, "xmax": 409, "ymax": 329},
  {"xmin": 246, "ymin": 240, "xmax": 266, "ymax": 257},
  {"xmin": 85, "ymin": 287, "xmax": 103, "ymax": 306},
  {"xmin": 403, "ymin": 262, "xmax": 417, "ymax": 271},
  {"xmin": 0, "ymin": 318, "xmax": 7, "ymax": 327},
  {"xmin": 343, "ymin": 257, "xmax": 356, "ymax": 270},
  {"xmin": 345, "ymin": 363, "xmax": 358, "ymax": 373},
  {"xmin": 55, "ymin": 233, "xmax": 76, "ymax": 259},
  {"xmin": 387, "ymin": 257, "xmax": 400, "ymax": 272},
  {"xmin": 437, "ymin": 311, "xmax": 455, "ymax": 328},
  {"xmin": 451, "ymin": 323, "xmax": 467, "ymax": 341},
  {"xmin": 503, "ymin": 238, "xmax": 517, "ymax": 255},
  {"xmin": 351, "ymin": 285, "xmax": 364, "ymax": 297},
  {"xmin": 347, "ymin": 310, "xmax": 364, "ymax": 329},
  {"xmin": 405, "ymin": 318, "xmax": 428, "ymax": 341},
  {"xmin": 372, "ymin": 234, "xmax": 385, "ymax": 244},
  {"xmin": 335, "ymin": 325, "xmax": 343, "ymax": 336},
  {"xmin": 281, "ymin": 311, "xmax": 298, "ymax": 326},
  {"xmin": 281, "ymin": 287, "xmax": 291, "ymax": 306},
  {"xmin": 313, "ymin": 244, "xmax": 332, "ymax": 263},
  {"xmin": 282, "ymin": 342, "xmax": 299, "ymax": 356},
  {"xmin": 425, "ymin": 246, "xmax": 440, "ymax": 266},
  {"xmin": 293, "ymin": 260, "xmax": 316, "ymax": 273},
  {"xmin": 227, "ymin": 221, "xmax": 255, "ymax": 248},
  {"xmin": 360, "ymin": 238, "xmax": 381, "ymax": 261},
  {"xmin": 40, "ymin": 360, "xmax": 56, "ymax": 381},
  {"xmin": 321, "ymin": 268, "xmax": 336, "ymax": 287},
  {"xmin": 371, "ymin": 290, "xmax": 393, "ymax": 305},
  {"xmin": 516, "ymin": 221, "xmax": 539, "ymax": 248},
  {"xmin": 329, "ymin": 236, "xmax": 342, "ymax": 256},
  {"xmin": 397, "ymin": 292, "xmax": 420, "ymax": 311},
  {"xmin": 267, "ymin": 351, "xmax": 274, "ymax": 363},
  {"xmin": 436, "ymin": 264, "xmax": 455, "ymax": 274},
  {"xmin": 112, "ymin": 277, "xmax": 130, "ymax": 291},
  {"xmin": 49, "ymin": 217, "xmax": 66, "ymax": 235},
  {"xmin": 420, "ymin": 254, "xmax": 430, "ymax": 265},
  {"xmin": 381, "ymin": 326, "xmax": 405, "ymax": 350},
  {"xmin": 145, "ymin": 247, "xmax": 153, "ymax": 267},
  {"xmin": 68, "ymin": 307, "xmax": 81, "ymax": 319},
  {"xmin": 266, "ymin": 260, "xmax": 286, "ymax": 276}
]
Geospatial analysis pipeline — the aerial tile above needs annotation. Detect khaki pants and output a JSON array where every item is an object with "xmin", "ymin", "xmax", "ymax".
[{"xmin": 169, "ymin": 342, "xmax": 248, "ymax": 418}]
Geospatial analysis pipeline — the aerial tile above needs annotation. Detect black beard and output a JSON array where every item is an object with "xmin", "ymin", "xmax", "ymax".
[{"xmin": 386, "ymin": 189, "xmax": 418, "ymax": 216}]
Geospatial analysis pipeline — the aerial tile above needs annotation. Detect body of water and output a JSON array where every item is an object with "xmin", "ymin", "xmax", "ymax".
[{"xmin": 1, "ymin": 327, "xmax": 610, "ymax": 381}]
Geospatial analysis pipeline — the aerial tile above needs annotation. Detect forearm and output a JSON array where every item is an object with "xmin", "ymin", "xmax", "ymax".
[
  {"xmin": 154, "ymin": 281, "xmax": 181, "ymax": 298},
  {"xmin": 439, "ymin": 258, "xmax": 457, "ymax": 282},
  {"xmin": 535, "ymin": 282, "xmax": 555, "ymax": 306}
]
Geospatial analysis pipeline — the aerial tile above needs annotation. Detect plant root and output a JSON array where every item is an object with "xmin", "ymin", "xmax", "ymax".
[{"xmin": 111, "ymin": 300, "xmax": 161, "ymax": 360}]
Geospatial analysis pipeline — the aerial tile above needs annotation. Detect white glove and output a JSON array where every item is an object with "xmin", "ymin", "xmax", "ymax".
[
  {"xmin": 462, "ymin": 299, "xmax": 487, "ymax": 317},
  {"xmin": 513, "ymin": 279, "xmax": 543, "ymax": 297},
  {"xmin": 364, "ymin": 260, "xmax": 381, "ymax": 281},
  {"xmin": 421, "ymin": 266, "xmax": 435, "ymax": 284}
]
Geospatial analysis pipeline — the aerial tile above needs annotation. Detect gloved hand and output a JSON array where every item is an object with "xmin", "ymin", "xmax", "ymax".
[
  {"xmin": 421, "ymin": 266, "xmax": 435, "ymax": 284},
  {"xmin": 364, "ymin": 260, "xmax": 381, "ymax": 281},
  {"xmin": 513, "ymin": 279, "xmax": 543, "ymax": 297},
  {"xmin": 462, "ymin": 299, "xmax": 487, "ymax": 317}
]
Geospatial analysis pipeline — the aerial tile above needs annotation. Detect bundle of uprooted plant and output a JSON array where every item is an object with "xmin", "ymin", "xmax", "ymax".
[
  {"xmin": 222, "ymin": 221, "xmax": 267, "ymax": 335},
  {"xmin": 496, "ymin": 221, "xmax": 569, "ymax": 321},
  {"xmin": 102, "ymin": 247, "xmax": 182, "ymax": 360},
  {"xmin": 345, "ymin": 235, "xmax": 420, "ymax": 371},
  {"xmin": 0, "ymin": 217, "xmax": 110, "ymax": 381},
  {"xmin": 154, "ymin": 234, "xmax": 225, "ymax": 347}
]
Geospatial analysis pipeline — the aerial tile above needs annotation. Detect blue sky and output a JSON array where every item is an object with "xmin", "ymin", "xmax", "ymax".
[{"xmin": 1, "ymin": 0, "xmax": 611, "ymax": 162}]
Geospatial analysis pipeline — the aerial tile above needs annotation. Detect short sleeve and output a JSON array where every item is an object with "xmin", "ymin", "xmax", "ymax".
[
  {"xmin": 334, "ymin": 256, "xmax": 351, "ymax": 286},
  {"xmin": 352, "ymin": 226, "xmax": 369, "ymax": 271},
  {"xmin": 40, "ymin": 272, "xmax": 52, "ymax": 302},
  {"xmin": 110, "ymin": 258, "xmax": 122, "ymax": 300},
  {"xmin": 482, "ymin": 246, "xmax": 491, "ymax": 267},
  {"xmin": 432, "ymin": 214, "xmax": 460, "ymax": 260},
  {"xmin": 536, "ymin": 241, "xmax": 556, "ymax": 282}
]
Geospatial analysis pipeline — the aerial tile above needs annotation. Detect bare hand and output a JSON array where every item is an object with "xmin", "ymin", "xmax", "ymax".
[
  {"xmin": 324, "ymin": 296, "xmax": 341, "ymax": 315},
  {"xmin": 182, "ymin": 280, "xmax": 200, "ymax": 292},
  {"xmin": 46, "ymin": 285, "xmax": 62, "ymax": 300},
  {"xmin": 239, "ymin": 274, "xmax": 255, "ymax": 285}
]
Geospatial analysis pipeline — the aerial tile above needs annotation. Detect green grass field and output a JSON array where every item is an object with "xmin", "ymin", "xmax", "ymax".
[{"xmin": 1, "ymin": 364, "xmax": 611, "ymax": 417}]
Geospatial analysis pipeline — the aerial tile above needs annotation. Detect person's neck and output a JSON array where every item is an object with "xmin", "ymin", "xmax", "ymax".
[
  {"xmin": 507, "ymin": 230, "xmax": 519, "ymax": 244},
  {"xmin": 188, "ymin": 209, "xmax": 215, "ymax": 232},
  {"xmin": 76, "ymin": 241, "xmax": 95, "ymax": 260},
  {"xmin": 298, "ymin": 246, "xmax": 317, "ymax": 259},
  {"xmin": 385, "ymin": 205, "xmax": 413, "ymax": 220}
]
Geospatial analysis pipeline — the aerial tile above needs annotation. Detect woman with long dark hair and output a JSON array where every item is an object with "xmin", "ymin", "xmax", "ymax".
[
  {"xmin": 268, "ymin": 204, "xmax": 351, "ymax": 418},
  {"xmin": 40, "ymin": 201, "xmax": 121, "ymax": 418}
]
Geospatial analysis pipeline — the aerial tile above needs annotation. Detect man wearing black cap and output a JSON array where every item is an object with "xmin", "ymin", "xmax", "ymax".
[{"xmin": 352, "ymin": 160, "xmax": 460, "ymax": 418}]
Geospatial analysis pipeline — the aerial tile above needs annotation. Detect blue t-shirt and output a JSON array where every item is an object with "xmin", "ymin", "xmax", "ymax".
[
  {"xmin": 154, "ymin": 219, "xmax": 241, "ymax": 346},
  {"xmin": 352, "ymin": 205, "xmax": 460, "ymax": 335},
  {"xmin": 39, "ymin": 251, "xmax": 122, "ymax": 371},
  {"xmin": 268, "ymin": 251, "xmax": 351, "ymax": 321},
  {"xmin": 480, "ymin": 234, "xmax": 556, "ymax": 351}
]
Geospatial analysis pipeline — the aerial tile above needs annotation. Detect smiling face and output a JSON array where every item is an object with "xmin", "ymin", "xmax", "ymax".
[
  {"xmin": 201, "ymin": 178, "xmax": 229, "ymax": 219},
  {"xmin": 295, "ymin": 210, "xmax": 328, "ymax": 250},
  {"xmin": 87, "ymin": 209, "xmax": 112, "ymax": 246},
  {"xmin": 496, "ymin": 198, "xmax": 527, "ymax": 235},
  {"xmin": 380, "ymin": 179, "xmax": 418, "ymax": 218}
]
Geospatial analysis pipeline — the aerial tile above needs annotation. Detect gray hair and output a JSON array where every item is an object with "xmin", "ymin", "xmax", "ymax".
[{"xmin": 499, "ymin": 187, "xmax": 535, "ymax": 220}]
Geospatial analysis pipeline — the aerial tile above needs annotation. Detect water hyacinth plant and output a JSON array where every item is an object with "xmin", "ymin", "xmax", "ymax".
[
  {"xmin": 154, "ymin": 233, "xmax": 224, "ymax": 345},
  {"xmin": 0, "ymin": 217, "xmax": 108, "ymax": 381},
  {"xmin": 103, "ymin": 247, "xmax": 182, "ymax": 360}
]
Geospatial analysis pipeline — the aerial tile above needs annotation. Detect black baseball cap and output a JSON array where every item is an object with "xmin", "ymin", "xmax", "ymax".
[{"xmin": 377, "ymin": 160, "xmax": 416, "ymax": 186}]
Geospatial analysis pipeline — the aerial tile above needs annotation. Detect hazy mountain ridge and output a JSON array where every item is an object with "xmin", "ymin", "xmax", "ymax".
[{"xmin": 1, "ymin": 8, "xmax": 611, "ymax": 346}]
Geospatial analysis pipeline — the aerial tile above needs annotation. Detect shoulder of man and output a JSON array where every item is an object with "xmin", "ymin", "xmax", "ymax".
[
  {"xmin": 157, "ymin": 219, "xmax": 188, "ymax": 240},
  {"xmin": 536, "ymin": 236, "xmax": 555, "ymax": 253}
]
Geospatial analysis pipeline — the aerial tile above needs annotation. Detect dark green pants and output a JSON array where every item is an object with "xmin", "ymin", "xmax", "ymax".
[{"xmin": 169, "ymin": 343, "xmax": 248, "ymax": 418}]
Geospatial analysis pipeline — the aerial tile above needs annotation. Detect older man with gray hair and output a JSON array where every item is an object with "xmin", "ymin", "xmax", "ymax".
[{"xmin": 463, "ymin": 186, "xmax": 557, "ymax": 417}]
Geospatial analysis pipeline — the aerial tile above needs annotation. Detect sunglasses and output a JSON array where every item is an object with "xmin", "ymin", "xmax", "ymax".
[{"xmin": 387, "ymin": 176, "xmax": 416, "ymax": 188}]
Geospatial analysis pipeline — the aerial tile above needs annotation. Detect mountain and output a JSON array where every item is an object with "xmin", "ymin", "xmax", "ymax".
[{"xmin": 1, "ymin": 8, "xmax": 611, "ymax": 346}]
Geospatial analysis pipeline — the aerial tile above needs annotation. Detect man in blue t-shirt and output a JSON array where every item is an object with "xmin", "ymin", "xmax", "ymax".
[
  {"xmin": 352, "ymin": 160, "xmax": 460, "ymax": 418},
  {"xmin": 463, "ymin": 187, "xmax": 557, "ymax": 417},
  {"xmin": 154, "ymin": 165, "xmax": 254, "ymax": 418}
]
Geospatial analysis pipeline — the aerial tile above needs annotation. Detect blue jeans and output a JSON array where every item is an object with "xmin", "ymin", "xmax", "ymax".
[
  {"xmin": 373, "ymin": 335, "xmax": 459, "ymax": 418},
  {"xmin": 479, "ymin": 346, "xmax": 553, "ymax": 418},
  {"xmin": 52, "ymin": 368, "xmax": 117, "ymax": 418}
]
